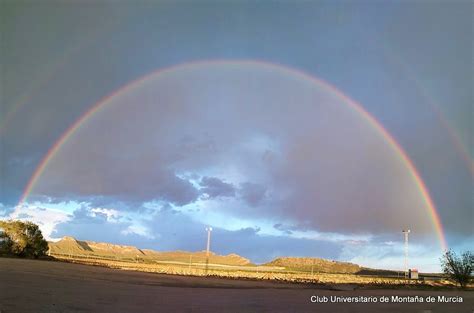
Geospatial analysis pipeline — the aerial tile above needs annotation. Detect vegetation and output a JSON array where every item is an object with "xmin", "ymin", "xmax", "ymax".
[
  {"xmin": 440, "ymin": 250, "xmax": 473, "ymax": 288},
  {"xmin": 0, "ymin": 220, "xmax": 48, "ymax": 258}
]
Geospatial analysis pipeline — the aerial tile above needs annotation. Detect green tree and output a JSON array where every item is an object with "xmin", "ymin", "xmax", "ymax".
[
  {"xmin": 0, "ymin": 220, "xmax": 48, "ymax": 258},
  {"xmin": 440, "ymin": 250, "xmax": 473, "ymax": 288}
]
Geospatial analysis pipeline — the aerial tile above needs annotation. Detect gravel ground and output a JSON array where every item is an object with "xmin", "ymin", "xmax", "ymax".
[{"xmin": 0, "ymin": 258, "xmax": 472, "ymax": 313}]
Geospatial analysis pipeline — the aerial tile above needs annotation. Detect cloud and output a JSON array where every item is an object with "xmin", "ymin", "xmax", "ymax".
[
  {"xmin": 239, "ymin": 182, "xmax": 266, "ymax": 207},
  {"xmin": 8, "ymin": 204, "xmax": 71, "ymax": 240},
  {"xmin": 16, "ymin": 213, "xmax": 33, "ymax": 219},
  {"xmin": 89, "ymin": 208, "xmax": 121, "ymax": 222},
  {"xmin": 273, "ymin": 223, "xmax": 294, "ymax": 235},
  {"xmin": 121, "ymin": 224, "xmax": 156, "ymax": 239},
  {"xmin": 154, "ymin": 173, "xmax": 200, "ymax": 206},
  {"xmin": 52, "ymin": 204, "xmax": 342, "ymax": 263},
  {"xmin": 212, "ymin": 226, "xmax": 342, "ymax": 263},
  {"xmin": 13, "ymin": 200, "xmax": 460, "ymax": 270},
  {"xmin": 139, "ymin": 210, "xmax": 342, "ymax": 263},
  {"xmin": 199, "ymin": 176, "xmax": 235, "ymax": 199},
  {"xmin": 52, "ymin": 206, "xmax": 151, "ymax": 244},
  {"xmin": 25, "ymin": 64, "xmax": 458, "ymax": 238}
]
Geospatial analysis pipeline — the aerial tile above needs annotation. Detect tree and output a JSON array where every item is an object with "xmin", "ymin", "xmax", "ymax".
[
  {"xmin": 440, "ymin": 250, "xmax": 473, "ymax": 288},
  {"xmin": 0, "ymin": 220, "xmax": 48, "ymax": 258}
]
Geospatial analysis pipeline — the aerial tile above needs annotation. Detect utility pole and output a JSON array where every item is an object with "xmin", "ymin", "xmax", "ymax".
[
  {"xmin": 402, "ymin": 229, "xmax": 410, "ymax": 278},
  {"xmin": 205, "ymin": 227, "xmax": 212, "ymax": 275}
]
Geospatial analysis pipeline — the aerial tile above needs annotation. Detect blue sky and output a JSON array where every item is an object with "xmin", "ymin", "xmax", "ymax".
[{"xmin": 1, "ymin": 1, "xmax": 472, "ymax": 272}]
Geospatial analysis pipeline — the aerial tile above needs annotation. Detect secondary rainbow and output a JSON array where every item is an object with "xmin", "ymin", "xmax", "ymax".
[
  {"xmin": 17, "ymin": 59, "xmax": 449, "ymax": 251},
  {"xmin": 382, "ymin": 48, "xmax": 474, "ymax": 176}
]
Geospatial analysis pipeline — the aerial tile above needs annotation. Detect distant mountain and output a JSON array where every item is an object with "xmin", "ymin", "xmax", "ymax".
[
  {"xmin": 264, "ymin": 257, "xmax": 361, "ymax": 274},
  {"xmin": 48, "ymin": 236, "xmax": 252, "ymax": 266}
]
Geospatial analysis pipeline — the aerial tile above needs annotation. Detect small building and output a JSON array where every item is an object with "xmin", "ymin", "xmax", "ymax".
[{"xmin": 409, "ymin": 268, "xmax": 419, "ymax": 279}]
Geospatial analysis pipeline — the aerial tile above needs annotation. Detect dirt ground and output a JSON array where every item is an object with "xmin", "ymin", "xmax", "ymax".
[{"xmin": 0, "ymin": 258, "xmax": 472, "ymax": 313}]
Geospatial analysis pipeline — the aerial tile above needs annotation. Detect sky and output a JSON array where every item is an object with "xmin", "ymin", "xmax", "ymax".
[{"xmin": 1, "ymin": 1, "xmax": 472, "ymax": 272}]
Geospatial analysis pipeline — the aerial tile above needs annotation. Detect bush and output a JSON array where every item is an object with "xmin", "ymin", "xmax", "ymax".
[
  {"xmin": 0, "ymin": 220, "xmax": 48, "ymax": 258},
  {"xmin": 440, "ymin": 250, "xmax": 473, "ymax": 288}
]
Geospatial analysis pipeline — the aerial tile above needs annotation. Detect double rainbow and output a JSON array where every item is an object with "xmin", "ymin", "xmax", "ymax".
[{"xmin": 17, "ymin": 60, "xmax": 448, "ymax": 251}]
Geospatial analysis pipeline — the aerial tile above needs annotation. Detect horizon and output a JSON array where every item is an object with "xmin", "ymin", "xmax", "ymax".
[{"xmin": 44, "ymin": 233, "xmax": 443, "ymax": 273}]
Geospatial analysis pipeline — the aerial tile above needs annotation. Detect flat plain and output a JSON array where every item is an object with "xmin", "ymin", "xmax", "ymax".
[{"xmin": 0, "ymin": 258, "xmax": 472, "ymax": 313}]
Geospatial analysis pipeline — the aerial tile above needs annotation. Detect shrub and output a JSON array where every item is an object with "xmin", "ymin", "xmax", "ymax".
[
  {"xmin": 440, "ymin": 250, "xmax": 473, "ymax": 288},
  {"xmin": 0, "ymin": 220, "xmax": 48, "ymax": 258}
]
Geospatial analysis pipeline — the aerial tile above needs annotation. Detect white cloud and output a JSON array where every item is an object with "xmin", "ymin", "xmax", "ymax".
[
  {"xmin": 90, "ymin": 207, "xmax": 121, "ymax": 222},
  {"xmin": 9, "ymin": 204, "xmax": 71, "ymax": 240},
  {"xmin": 121, "ymin": 224, "xmax": 156, "ymax": 239}
]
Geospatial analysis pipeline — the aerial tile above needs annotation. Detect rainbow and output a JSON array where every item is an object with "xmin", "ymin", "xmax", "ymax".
[
  {"xmin": 17, "ymin": 59, "xmax": 448, "ymax": 251},
  {"xmin": 381, "ymin": 47, "xmax": 474, "ymax": 176},
  {"xmin": 0, "ymin": 16, "xmax": 122, "ymax": 136}
]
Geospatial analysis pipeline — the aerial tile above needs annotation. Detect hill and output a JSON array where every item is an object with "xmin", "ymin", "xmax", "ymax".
[
  {"xmin": 264, "ymin": 257, "xmax": 360, "ymax": 274},
  {"xmin": 48, "ymin": 236, "xmax": 251, "ymax": 266},
  {"xmin": 48, "ymin": 236, "xmax": 145, "ymax": 259}
]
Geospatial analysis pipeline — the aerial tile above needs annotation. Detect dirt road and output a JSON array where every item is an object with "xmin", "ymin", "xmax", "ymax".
[{"xmin": 0, "ymin": 258, "xmax": 472, "ymax": 313}]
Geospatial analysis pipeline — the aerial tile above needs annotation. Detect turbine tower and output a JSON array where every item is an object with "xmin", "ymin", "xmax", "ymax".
[
  {"xmin": 205, "ymin": 227, "xmax": 212, "ymax": 275},
  {"xmin": 402, "ymin": 229, "xmax": 410, "ymax": 278},
  {"xmin": 206, "ymin": 227, "xmax": 212, "ymax": 256}
]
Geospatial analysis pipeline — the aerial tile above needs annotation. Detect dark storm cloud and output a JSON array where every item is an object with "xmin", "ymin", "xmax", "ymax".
[
  {"xmin": 155, "ymin": 174, "xmax": 200, "ymax": 206},
  {"xmin": 239, "ymin": 182, "xmax": 266, "ymax": 207},
  {"xmin": 199, "ymin": 176, "xmax": 235, "ymax": 199},
  {"xmin": 35, "ymin": 160, "xmax": 200, "ymax": 207}
]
